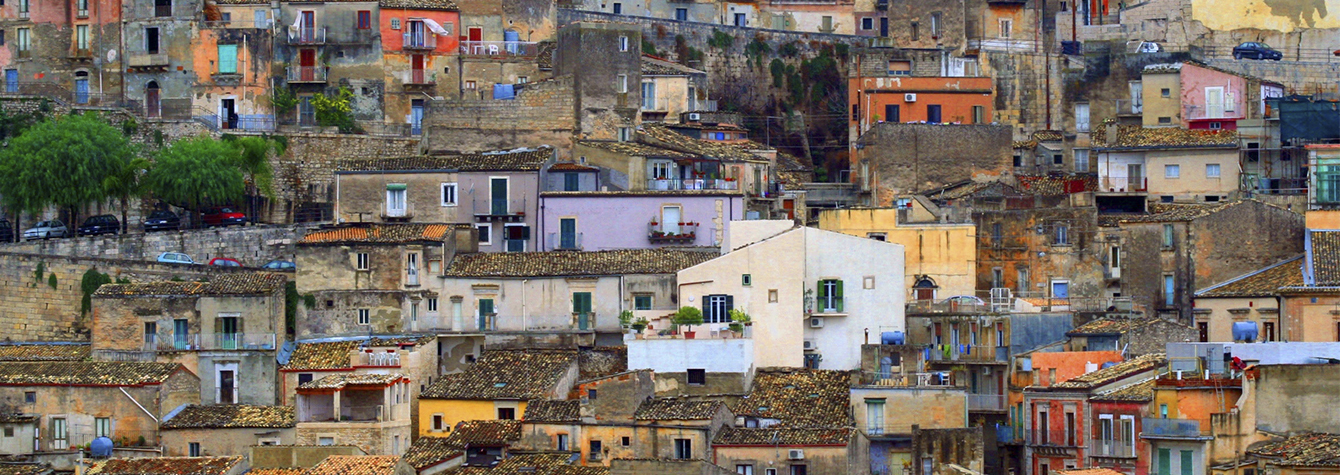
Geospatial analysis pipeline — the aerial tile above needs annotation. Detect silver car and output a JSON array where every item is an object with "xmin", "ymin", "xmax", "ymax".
[
  {"xmin": 23, "ymin": 220, "xmax": 68, "ymax": 240},
  {"xmin": 156, "ymin": 252, "xmax": 196, "ymax": 265}
]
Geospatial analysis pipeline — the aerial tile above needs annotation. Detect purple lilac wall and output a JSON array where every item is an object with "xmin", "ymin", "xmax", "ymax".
[{"xmin": 538, "ymin": 193, "xmax": 744, "ymax": 250}]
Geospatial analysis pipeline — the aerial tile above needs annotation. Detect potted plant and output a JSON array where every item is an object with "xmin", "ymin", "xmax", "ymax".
[
  {"xmin": 631, "ymin": 317, "xmax": 649, "ymax": 334},
  {"xmin": 673, "ymin": 306, "xmax": 703, "ymax": 339},
  {"xmin": 729, "ymin": 308, "xmax": 751, "ymax": 335},
  {"xmin": 619, "ymin": 310, "xmax": 634, "ymax": 330}
]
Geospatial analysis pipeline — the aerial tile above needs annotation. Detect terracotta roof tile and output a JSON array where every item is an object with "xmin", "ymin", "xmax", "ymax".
[
  {"xmin": 1114, "ymin": 201, "xmax": 1248, "ymax": 223},
  {"xmin": 444, "ymin": 249, "xmax": 718, "ymax": 278},
  {"xmin": 0, "ymin": 344, "xmax": 89, "ymax": 361},
  {"xmin": 1310, "ymin": 230, "xmax": 1340, "ymax": 286},
  {"xmin": 303, "ymin": 455, "xmax": 401, "ymax": 475},
  {"xmin": 639, "ymin": 124, "xmax": 766, "ymax": 162},
  {"xmin": 281, "ymin": 337, "xmax": 432, "ymax": 371},
  {"xmin": 712, "ymin": 427, "xmax": 853, "ymax": 446},
  {"xmin": 1015, "ymin": 175, "xmax": 1098, "ymax": 196},
  {"xmin": 0, "ymin": 414, "xmax": 36, "ymax": 423},
  {"xmin": 1197, "ymin": 255, "xmax": 1304, "ymax": 297},
  {"xmin": 642, "ymin": 55, "xmax": 704, "ymax": 76},
  {"xmin": 1069, "ymin": 317, "xmax": 1185, "ymax": 336},
  {"xmin": 0, "ymin": 464, "xmax": 48, "ymax": 475},
  {"xmin": 634, "ymin": 397, "xmax": 722, "ymax": 420},
  {"xmin": 421, "ymin": 350, "xmax": 576, "ymax": 400},
  {"xmin": 298, "ymin": 224, "xmax": 451, "ymax": 245},
  {"xmin": 0, "ymin": 361, "xmax": 182, "ymax": 386},
  {"xmin": 444, "ymin": 420, "xmax": 522, "ymax": 447},
  {"xmin": 579, "ymin": 347, "xmax": 627, "ymax": 380},
  {"xmin": 377, "ymin": 0, "xmax": 457, "ymax": 10},
  {"xmin": 536, "ymin": 41, "xmax": 556, "ymax": 70},
  {"xmin": 523, "ymin": 400, "xmax": 580, "ymax": 422},
  {"xmin": 86, "ymin": 457, "xmax": 243, "ymax": 475},
  {"xmin": 339, "ymin": 147, "xmax": 552, "ymax": 173},
  {"xmin": 576, "ymin": 140, "xmax": 697, "ymax": 159},
  {"xmin": 402, "ymin": 437, "xmax": 462, "ymax": 470},
  {"xmin": 1051, "ymin": 354, "xmax": 1166, "ymax": 389},
  {"xmin": 1033, "ymin": 130, "xmax": 1063, "ymax": 142},
  {"xmin": 247, "ymin": 469, "xmax": 304, "ymax": 475},
  {"xmin": 94, "ymin": 273, "xmax": 286, "ymax": 297},
  {"xmin": 1249, "ymin": 433, "xmax": 1340, "ymax": 467},
  {"xmin": 161, "ymin": 404, "xmax": 295, "ymax": 429},
  {"xmin": 732, "ymin": 368, "xmax": 852, "ymax": 428},
  {"xmin": 548, "ymin": 162, "xmax": 599, "ymax": 172},
  {"xmin": 1094, "ymin": 125, "xmax": 1237, "ymax": 149},
  {"xmin": 299, "ymin": 373, "xmax": 406, "ymax": 390},
  {"xmin": 460, "ymin": 453, "xmax": 606, "ymax": 475},
  {"xmin": 1090, "ymin": 380, "xmax": 1155, "ymax": 402}
]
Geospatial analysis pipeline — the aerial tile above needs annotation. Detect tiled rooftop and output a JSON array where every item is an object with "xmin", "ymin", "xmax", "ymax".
[
  {"xmin": 1052, "ymin": 354, "xmax": 1166, "ymax": 390},
  {"xmin": 377, "ymin": 0, "xmax": 457, "ymax": 10},
  {"xmin": 304, "ymin": 455, "xmax": 401, "ymax": 475},
  {"xmin": 443, "ymin": 248, "xmax": 718, "ymax": 278},
  {"xmin": 1310, "ymin": 230, "xmax": 1340, "ymax": 286},
  {"xmin": 0, "ymin": 344, "xmax": 89, "ymax": 361},
  {"xmin": 245, "ymin": 469, "xmax": 303, "ymax": 475},
  {"xmin": 548, "ymin": 162, "xmax": 599, "ymax": 172},
  {"xmin": 298, "ymin": 224, "xmax": 452, "ymax": 244},
  {"xmin": 86, "ymin": 457, "xmax": 243, "ymax": 475},
  {"xmin": 402, "ymin": 437, "xmax": 462, "ymax": 470},
  {"xmin": 635, "ymin": 397, "xmax": 723, "ymax": 420},
  {"xmin": 1113, "ymin": 201, "xmax": 1248, "ymax": 224},
  {"xmin": 1093, "ymin": 124, "xmax": 1237, "ymax": 150},
  {"xmin": 299, "ymin": 373, "xmax": 405, "ymax": 390},
  {"xmin": 453, "ymin": 453, "xmax": 607, "ymax": 475},
  {"xmin": 523, "ymin": 400, "xmax": 580, "ymax": 422},
  {"xmin": 94, "ymin": 273, "xmax": 286, "ymax": 297},
  {"xmin": 1056, "ymin": 469, "xmax": 1126, "ymax": 475},
  {"xmin": 642, "ymin": 55, "xmax": 704, "ymax": 76},
  {"xmin": 1090, "ymin": 380, "xmax": 1155, "ymax": 402},
  {"xmin": 575, "ymin": 140, "xmax": 697, "ymax": 159},
  {"xmin": 0, "ymin": 361, "xmax": 181, "ymax": 387},
  {"xmin": 281, "ymin": 337, "xmax": 432, "ymax": 371},
  {"xmin": 1248, "ymin": 433, "xmax": 1340, "ymax": 467},
  {"xmin": 579, "ymin": 347, "xmax": 628, "ymax": 380},
  {"xmin": 161, "ymin": 404, "xmax": 295, "ymax": 429},
  {"xmin": 732, "ymin": 368, "xmax": 853, "ymax": 428},
  {"xmin": 421, "ymin": 350, "xmax": 576, "ymax": 400},
  {"xmin": 0, "ymin": 464, "xmax": 48, "ymax": 475},
  {"xmin": 712, "ymin": 427, "xmax": 853, "ymax": 446},
  {"xmin": 444, "ymin": 420, "xmax": 522, "ymax": 447},
  {"xmin": 1015, "ymin": 175, "xmax": 1098, "ymax": 196},
  {"xmin": 1196, "ymin": 255, "xmax": 1304, "ymax": 298},
  {"xmin": 639, "ymin": 124, "xmax": 766, "ymax": 162},
  {"xmin": 0, "ymin": 414, "xmax": 36, "ymax": 423},
  {"xmin": 1068, "ymin": 316, "xmax": 1181, "ymax": 336},
  {"xmin": 339, "ymin": 147, "xmax": 552, "ymax": 173}
]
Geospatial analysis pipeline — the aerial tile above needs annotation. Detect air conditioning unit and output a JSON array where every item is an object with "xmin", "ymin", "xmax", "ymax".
[
  {"xmin": 810, "ymin": 317, "xmax": 824, "ymax": 328},
  {"xmin": 904, "ymin": 93, "xmax": 917, "ymax": 102},
  {"xmin": 803, "ymin": 340, "xmax": 817, "ymax": 351},
  {"xmin": 688, "ymin": 113, "xmax": 701, "ymax": 121},
  {"xmin": 788, "ymin": 449, "xmax": 805, "ymax": 460}
]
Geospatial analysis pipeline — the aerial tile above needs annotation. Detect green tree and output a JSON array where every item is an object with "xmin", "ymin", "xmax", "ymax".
[
  {"xmin": 312, "ymin": 86, "xmax": 360, "ymax": 133},
  {"xmin": 223, "ymin": 135, "xmax": 285, "ymax": 222},
  {"xmin": 0, "ymin": 113, "xmax": 133, "ymax": 234},
  {"xmin": 102, "ymin": 156, "xmax": 151, "ymax": 232},
  {"xmin": 143, "ymin": 136, "xmax": 244, "ymax": 227}
]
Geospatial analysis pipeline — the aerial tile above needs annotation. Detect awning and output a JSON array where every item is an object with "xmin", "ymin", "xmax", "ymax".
[
  {"xmin": 422, "ymin": 18, "xmax": 450, "ymax": 36},
  {"xmin": 386, "ymin": 184, "xmax": 407, "ymax": 191}
]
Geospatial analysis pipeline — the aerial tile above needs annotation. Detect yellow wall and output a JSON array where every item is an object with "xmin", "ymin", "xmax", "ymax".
[
  {"xmin": 1142, "ymin": 73, "xmax": 1182, "ymax": 127},
  {"xmin": 417, "ymin": 399, "xmax": 526, "ymax": 438},
  {"xmin": 1145, "ymin": 149, "xmax": 1241, "ymax": 198},
  {"xmin": 818, "ymin": 208, "xmax": 976, "ymax": 300},
  {"xmin": 1307, "ymin": 210, "xmax": 1340, "ymax": 229},
  {"xmin": 1190, "ymin": 0, "xmax": 1340, "ymax": 32},
  {"xmin": 1193, "ymin": 296, "xmax": 1282, "ymax": 342}
]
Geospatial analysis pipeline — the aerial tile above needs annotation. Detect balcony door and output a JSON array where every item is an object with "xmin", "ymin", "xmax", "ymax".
[
  {"xmin": 299, "ymin": 49, "xmax": 317, "ymax": 81},
  {"xmin": 300, "ymin": 11, "xmax": 315, "ymax": 41},
  {"xmin": 1127, "ymin": 163, "xmax": 1143, "ymax": 190},
  {"xmin": 173, "ymin": 318, "xmax": 189, "ymax": 349},
  {"xmin": 217, "ymin": 362, "xmax": 237, "ymax": 404},
  {"xmin": 216, "ymin": 315, "xmax": 239, "ymax": 349},
  {"xmin": 661, "ymin": 206, "xmax": 681, "ymax": 235},
  {"xmin": 490, "ymin": 178, "xmax": 508, "ymax": 215},
  {"xmin": 411, "ymin": 54, "xmax": 425, "ymax": 84},
  {"xmin": 1205, "ymin": 86, "xmax": 1225, "ymax": 118},
  {"xmin": 146, "ymin": 81, "xmax": 161, "ymax": 118}
]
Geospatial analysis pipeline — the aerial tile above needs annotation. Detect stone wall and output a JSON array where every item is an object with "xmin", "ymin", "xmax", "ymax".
[
  {"xmin": 856, "ymin": 122, "xmax": 1013, "ymax": 197},
  {"xmin": 420, "ymin": 75, "xmax": 578, "ymax": 156},
  {"xmin": 911, "ymin": 426, "xmax": 986, "ymax": 475},
  {"xmin": 0, "ymin": 224, "xmax": 315, "ymax": 265}
]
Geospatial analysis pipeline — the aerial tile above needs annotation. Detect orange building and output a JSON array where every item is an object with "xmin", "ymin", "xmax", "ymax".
[
  {"xmin": 380, "ymin": 0, "xmax": 461, "ymax": 134},
  {"xmin": 849, "ymin": 76, "xmax": 994, "ymax": 132}
]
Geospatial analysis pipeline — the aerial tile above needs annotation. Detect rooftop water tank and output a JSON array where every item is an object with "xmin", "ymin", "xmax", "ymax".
[
  {"xmin": 1232, "ymin": 321, "xmax": 1259, "ymax": 343},
  {"xmin": 1101, "ymin": 362, "xmax": 1117, "ymax": 369},
  {"xmin": 91, "ymin": 437, "xmax": 113, "ymax": 458},
  {"xmin": 881, "ymin": 331, "xmax": 905, "ymax": 345}
]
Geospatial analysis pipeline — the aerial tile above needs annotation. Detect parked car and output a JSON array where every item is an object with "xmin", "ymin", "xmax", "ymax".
[
  {"xmin": 262, "ymin": 260, "xmax": 296, "ymax": 270},
  {"xmin": 156, "ymin": 252, "xmax": 195, "ymax": 265},
  {"xmin": 208, "ymin": 257, "xmax": 242, "ymax": 267},
  {"xmin": 1134, "ymin": 41, "xmax": 1161, "ymax": 53},
  {"xmin": 23, "ymin": 220, "xmax": 69, "ymax": 240},
  {"xmin": 143, "ymin": 210, "xmax": 181, "ymax": 232},
  {"xmin": 1233, "ymin": 42, "xmax": 1282, "ymax": 60},
  {"xmin": 0, "ymin": 219, "xmax": 13, "ymax": 242},
  {"xmin": 77, "ymin": 214, "xmax": 121, "ymax": 236},
  {"xmin": 200, "ymin": 207, "xmax": 247, "ymax": 227}
]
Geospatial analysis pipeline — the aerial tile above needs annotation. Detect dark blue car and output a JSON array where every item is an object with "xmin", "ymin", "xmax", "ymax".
[
  {"xmin": 143, "ymin": 209, "xmax": 180, "ymax": 232},
  {"xmin": 1233, "ymin": 42, "xmax": 1282, "ymax": 60}
]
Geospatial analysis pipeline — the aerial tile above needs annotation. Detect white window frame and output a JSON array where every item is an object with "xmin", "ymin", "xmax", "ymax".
[
  {"xmin": 1206, "ymin": 163, "xmax": 1221, "ymax": 178},
  {"xmin": 94, "ymin": 417, "xmax": 110, "ymax": 439},
  {"xmin": 503, "ymin": 223, "xmax": 528, "ymax": 252},
  {"xmin": 357, "ymin": 308, "xmax": 370, "ymax": 326},
  {"xmin": 477, "ymin": 223, "xmax": 493, "ymax": 246},
  {"xmin": 356, "ymin": 252, "xmax": 369, "ymax": 270},
  {"xmin": 50, "ymin": 417, "xmax": 67, "ymax": 450},
  {"xmin": 1074, "ymin": 149, "xmax": 1089, "ymax": 172},
  {"xmin": 617, "ymin": 74, "xmax": 628, "ymax": 93},
  {"xmin": 619, "ymin": 36, "xmax": 629, "ymax": 52},
  {"xmin": 189, "ymin": 442, "xmax": 201, "ymax": 456},
  {"xmin": 861, "ymin": 17, "xmax": 873, "ymax": 30},
  {"xmin": 865, "ymin": 399, "xmax": 885, "ymax": 435},
  {"xmin": 641, "ymin": 80, "xmax": 656, "ymax": 111},
  {"xmin": 427, "ymin": 298, "xmax": 438, "ymax": 313},
  {"xmin": 441, "ymin": 182, "xmax": 458, "ymax": 206},
  {"xmin": 618, "ymin": 127, "xmax": 632, "ymax": 142},
  {"xmin": 1165, "ymin": 164, "xmax": 1180, "ymax": 179}
]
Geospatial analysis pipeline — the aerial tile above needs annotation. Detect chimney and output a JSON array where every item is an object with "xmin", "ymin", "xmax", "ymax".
[{"xmin": 1105, "ymin": 122, "xmax": 1118, "ymax": 146}]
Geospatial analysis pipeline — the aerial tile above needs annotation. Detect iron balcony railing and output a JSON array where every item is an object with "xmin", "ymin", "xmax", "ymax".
[
  {"xmin": 1091, "ymin": 438, "xmax": 1137, "ymax": 458},
  {"xmin": 645, "ymin": 178, "xmax": 739, "ymax": 191},
  {"xmin": 648, "ymin": 221, "xmax": 698, "ymax": 243},
  {"xmin": 925, "ymin": 345, "xmax": 1010, "ymax": 363},
  {"xmin": 287, "ymin": 65, "xmax": 328, "ymax": 83},
  {"xmin": 147, "ymin": 333, "xmax": 276, "ymax": 351},
  {"xmin": 360, "ymin": 352, "xmax": 402, "ymax": 367},
  {"xmin": 549, "ymin": 232, "xmax": 583, "ymax": 250},
  {"xmin": 471, "ymin": 198, "xmax": 527, "ymax": 218},
  {"xmin": 460, "ymin": 41, "xmax": 541, "ymax": 57},
  {"xmin": 857, "ymin": 371, "xmax": 959, "ymax": 387},
  {"xmin": 402, "ymin": 31, "xmax": 437, "ymax": 50},
  {"xmin": 1115, "ymin": 99, "xmax": 1142, "ymax": 115},
  {"xmin": 1141, "ymin": 418, "xmax": 1205, "ymax": 439},
  {"xmin": 289, "ymin": 26, "xmax": 327, "ymax": 44},
  {"xmin": 1102, "ymin": 176, "xmax": 1147, "ymax": 193},
  {"xmin": 967, "ymin": 393, "xmax": 1007, "ymax": 411}
]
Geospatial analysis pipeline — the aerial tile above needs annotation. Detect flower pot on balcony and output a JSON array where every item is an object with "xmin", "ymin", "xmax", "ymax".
[{"xmin": 684, "ymin": 331, "xmax": 696, "ymax": 339}]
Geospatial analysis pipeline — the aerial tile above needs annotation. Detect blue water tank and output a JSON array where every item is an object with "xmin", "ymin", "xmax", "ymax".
[
  {"xmin": 90, "ymin": 437, "xmax": 113, "ymax": 458},
  {"xmin": 504, "ymin": 30, "xmax": 520, "ymax": 54},
  {"xmin": 1233, "ymin": 321, "xmax": 1259, "ymax": 342},
  {"xmin": 881, "ymin": 331, "xmax": 905, "ymax": 345}
]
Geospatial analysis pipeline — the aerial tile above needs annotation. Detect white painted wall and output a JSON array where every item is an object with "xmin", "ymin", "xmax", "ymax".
[
  {"xmin": 803, "ymin": 227, "xmax": 906, "ymax": 370},
  {"xmin": 626, "ymin": 338, "xmax": 754, "ymax": 373},
  {"xmin": 724, "ymin": 219, "xmax": 795, "ymax": 251}
]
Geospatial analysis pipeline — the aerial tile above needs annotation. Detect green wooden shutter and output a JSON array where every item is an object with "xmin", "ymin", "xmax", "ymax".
[
  {"xmin": 1158, "ymin": 448, "xmax": 1171, "ymax": 475},
  {"xmin": 725, "ymin": 295, "xmax": 734, "ymax": 317},
  {"xmin": 835, "ymin": 279, "xmax": 844, "ymax": 312},
  {"xmin": 217, "ymin": 44, "xmax": 237, "ymax": 74},
  {"xmin": 1179, "ymin": 450, "xmax": 1192, "ymax": 475}
]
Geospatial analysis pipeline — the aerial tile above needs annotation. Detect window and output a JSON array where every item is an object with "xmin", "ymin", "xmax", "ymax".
[
  {"xmin": 517, "ymin": 76, "xmax": 529, "ymax": 84},
  {"xmin": 738, "ymin": 465, "xmax": 755, "ymax": 475},
  {"xmin": 1159, "ymin": 116, "xmax": 1172, "ymax": 124},
  {"xmin": 154, "ymin": 0, "xmax": 170, "ymax": 16},
  {"xmin": 1165, "ymin": 274, "xmax": 1176, "ymax": 307},
  {"xmin": 789, "ymin": 466, "xmax": 807, "ymax": 475},
  {"xmin": 1053, "ymin": 154, "xmax": 1064, "ymax": 165},
  {"xmin": 432, "ymin": 414, "xmax": 443, "ymax": 431},
  {"xmin": 189, "ymin": 442, "xmax": 201, "ymax": 456},
  {"xmin": 866, "ymin": 399, "xmax": 885, "ymax": 435},
  {"xmin": 733, "ymin": 12, "xmax": 745, "ymax": 26},
  {"xmin": 16, "ymin": 28, "xmax": 29, "ymax": 56},
  {"xmin": 641, "ymin": 81, "xmax": 656, "ymax": 110},
  {"xmin": 991, "ymin": 268, "xmax": 1003, "ymax": 288},
  {"xmin": 0, "ymin": 31, "xmax": 5, "ymax": 46},
  {"xmin": 23, "ymin": 392, "xmax": 34, "ymax": 404},
  {"xmin": 589, "ymin": 440, "xmax": 603, "ymax": 461},
  {"xmin": 386, "ymin": 185, "xmax": 407, "ymax": 216},
  {"xmin": 927, "ymin": 104, "xmax": 942, "ymax": 123},
  {"xmin": 50, "ymin": 418, "xmax": 67, "ymax": 450},
  {"xmin": 617, "ymin": 74, "xmax": 628, "ymax": 93},
  {"xmin": 1065, "ymin": 412, "xmax": 1076, "ymax": 445},
  {"xmin": 441, "ymin": 183, "xmax": 458, "ymax": 206},
  {"xmin": 611, "ymin": 2, "xmax": 621, "ymax": 13},
  {"xmin": 298, "ymin": 373, "xmax": 313, "ymax": 385},
  {"xmin": 742, "ymin": 274, "xmax": 752, "ymax": 286},
  {"xmin": 217, "ymin": 44, "xmax": 237, "ymax": 74},
  {"xmin": 1209, "ymin": 121, "xmax": 1222, "ymax": 130},
  {"xmin": 999, "ymin": 19, "xmax": 1012, "ymax": 38},
  {"xmin": 821, "ymin": 15, "xmax": 833, "ymax": 32},
  {"xmin": 586, "ymin": 389, "xmax": 597, "ymax": 400},
  {"xmin": 887, "ymin": 61, "xmax": 911, "ymax": 76},
  {"xmin": 357, "ymin": 309, "xmax": 370, "ymax": 326},
  {"xmin": 357, "ymin": 10, "xmax": 370, "ymax": 29},
  {"xmin": 1165, "ymin": 164, "xmax": 1180, "ymax": 179},
  {"xmin": 687, "ymin": 368, "xmax": 706, "ymax": 385},
  {"xmin": 318, "ymin": 437, "xmax": 334, "ymax": 446},
  {"xmin": 1161, "ymin": 88, "xmax": 1171, "ymax": 98},
  {"xmin": 3, "ymin": 427, "xmax": 11, "ymax": 437},
  {"xmin": 622, "ymin": 436, "xmax": 631, "ymax": 446},
  {"xmin": 95, "ymin": 417, "xmax": 110, "ymax": 438},
  {"xmin": 868, "ymin": 233, "xmax": 886, "ymax": 241},
  {"xmin": 633, "ymin": 294, "xmax": 652, "ymax": 310},
  {"xmin": 673, "ymin": 438, "xmax": 692, "ymax": 459},
  {"xmin": 1054, "ymin": 225, "xmax": 1070, "ymax": 245},
  {"xmin": 862, "ymin": 17, "xmax": 873, "ymax": 30},
  {"xmin": 619, "ymin": 36, "xmax": 629, "ymax": 52},
  {"xmin": 1075, "ymin": 103, "xmax": 1090, "ymax": 132},
  {"xmin": 1163, "ymin": 224, "xmax": 1175, "ymax": 248},
  {"xmin": 465, "ymin": 80, "xmax": 476, "ymax": 90},
  {"xmin": 618, "ymin": 127, "xmax": 632, "ymax": 142},
  {"xmin": 769, "ymin": 289, "xmax": 778, "ymax": 303},
  {"xmin": 1037, "ymin": 409, "xmax": 1049, "ymax": 443},
  {"xmin": 675, "ymin": 8, "xmax": 687, "ymax": 21},
  {"xmin": 428, "ymin": 298, "xmax": 438, "ymax": 312},
  {"xmin": 356, "ymin": 252, "xmax": 369, "ymax": 270},
  {"xmin": 76, "ymin": 25, "xmax": 90, "ymax": 51},
  {"xmin": 1264, "ymin": 321, "xmax": 1276, "ymax": 341},
  {"xmin": 556, "ymin": 433, "xmax": 569, "ymax": 451},
  {"xmin": 704, "ymin": 294, "xmax": 733, "ymax": 323},
  {"xmin": 497, "ymin": 408, "xmax": 515, "ymax": 420},
  {"xmin": 910, "ymin": 21, "xmax": 918, "ymax": 41},
  {"xmin": 477, "ymin": 224, "xmax": 492, "ymax": 246},
  {"xmin": 76, "ymin": 0, "xmax": 88, "ymax": 16},
  {"xmin": 1206, "ymin": 163, "xmax": 1221, "ymax": 178},
  {"xmin": 930, "ymin": 12, "xmax": 942, "ymax": 37},
  {"xmin": 972, "ymin": 105, "xmax": 985, "ymax": 124},
  {"xmin": 818, "ymin": 279, "xmax": 843, "ymax": 312},
  {"xmin": 1074, "ymin": 149, "xmax": 1090, "ymax": 172}
]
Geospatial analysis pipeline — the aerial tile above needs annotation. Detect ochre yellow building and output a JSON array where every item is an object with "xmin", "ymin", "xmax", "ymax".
[
  {"xmin": 818, "ymin": 206, "xmax": 977, "ymax": 301},
  {"xmin": 417, "ymin": 349, "xmax": 578, "ymax": 437}
]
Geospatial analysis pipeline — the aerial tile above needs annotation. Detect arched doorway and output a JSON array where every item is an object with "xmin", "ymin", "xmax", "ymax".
[
  {"xmin": 145, "ymin": 81, "xmax": 160, "ymax": 118},
  {"xmin": 73, "ymin": 71, "xmax": 89, "ymax": 104},
  {"xmin": 912, "ymin": 276, "xmax": 938, "ymax": 301}
]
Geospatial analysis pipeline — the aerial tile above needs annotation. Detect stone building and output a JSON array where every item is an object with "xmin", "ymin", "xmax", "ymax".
[
  {"xmin": 278, "ymin": 336, "xmax": 438, "ymax": 436},
  {"xmin": 854, "ymin": 123, "xmax": 1014, "ymax": 203},
  {"xmin": 276, "ymin": 0, "xmax": 385, "ymax": 126},
  {"xmin": 910, "ymin": 426, "xmax": 985, "ymax": 475},
  {"xmin": 379, "ymin": 0, "xmax": 460, "ymax": 135},
  {"xmin": 0, "ymin": 0, "xmax": 125, "ymax": 105},
  {"xmin": 418, "ymin": 349, "xmax": 579, "ymax": 438},
  {"xmin": 294, "ymin": 373, "xmax": 414, "ymax": 455},
  {"xmin": 456, "ymin": 0, "xmax": 556, "ymax": 93},
  {"xmin": 1093, "ymin": 124, "xmax": 1242, "ymax": 204},
  {"xmin": 715, "ymin": 368, "xmax": 869, "ymax": 475},
  {"xmin": 555, "ymin": 22, "xmax": 643, "ymax": 143},
  {"xmin": 818, "ymin": 207, "xmax": 978, "ymax": 302},
  {"xmin": 159, "ymin": 404, "xmax": 297, "ymax": 457},
  {"xmin": 123, "ymin": 0, "xmax": 202, "ymax": 118},
  {"xmin": 189, "ymin": 0, "xmax": 276, "ymax": 131},
  {"xmin": 1191, "ymin": 255, "xmax": 1300, "ymax": 342},
  {"xmin": 304, "ymin": 454, "xmax": 415, "ymax": 475},
  {"xmin": 1065, "ymin": 316, "xmax": 1197, "ymax": 356},
  {"xmin": 639, "ymin": 55, "xmax": 708, "ymax": 123},
  {"xmin": 90, "ymin": 272, "xmax": 288, "ymax": 406}
]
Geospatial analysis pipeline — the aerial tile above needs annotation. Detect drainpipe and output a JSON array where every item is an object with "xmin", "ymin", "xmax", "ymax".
[{"xmin": 120, "ymin": 387, "xmax": 158, "ymax": 423}]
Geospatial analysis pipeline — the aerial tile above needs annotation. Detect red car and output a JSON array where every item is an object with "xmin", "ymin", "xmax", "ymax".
[
  {"xmin": 208, "ymin": 257, "xmax": 242, "ymax": 267},
  {"xmin": 200, "ymin": 207, "xmax": 247, "ymax": 227}
]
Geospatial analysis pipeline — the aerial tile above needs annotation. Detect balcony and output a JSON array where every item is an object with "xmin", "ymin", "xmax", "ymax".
[
  {"xmin": 996, "ymin": 425, "xmax": 1022, "ymax": 444},
  {"xmin": 407, "ymin": 69, "xmax": 435, "ymax": 86},
  {"xmin": 359, "ymin": 351, "xmax": 402, "ymax": 367},
  {"xmin": 460, "ymin": 41, "xmax": 541, "ymax": 58},
  {"xmin": 287, "ymin": 65, "xmax": 327, "ymax": 84},
  {"xmin": 857, "ymin": 371, "xmax": 958, "ymax": 387},
  {"xmin": 289, "ymin": 27, "xmax": 327, "ymax": 45},
  {"xmin": 1026, "ymin": 430, "xmax": 1081, "ymax": 448},
  {"xmin": 646, "ymin": 178, "xmax": 739, "ymax": 191},
  {"xmin": 1091, "ymin": 438, "xmax": 1137, "ymax": 458},
  {"xmin": 126, "ymin": 52, "xmax": 170, "ymax": 68},
  {"xmin": 1184, "ymin": 104, "xmax": 1244, "ymax": 121},
  {"xmin": 1101, "ymin": 176, "xmax": 1147, "ymax": 193},
  {"xmin": 1116, "ymin": 99, "xmax": 1142, "ymax": 116},
  {"xmin": 926, "ymin": 345, "xmax": 1010, "ymax": 364},
  {"xmin": 381, "ymin": 203, "xmax": 414, "ymax": 221},
  {"xmin": 549, "ymin": 232, "xmax": 583, "ymax": 250},
  {"xmin": 1142, "ymin": 418, "xmax": 1210, "ymax": 440},
  {"xmin": 149, "ymin": 333, "xmax": 277, "ymax": 351},
  {"xmin": 472, "ymin": 198, "xmax": 527, "ymax": 222},
  {"xmin": 967, "ymin": 393, "xmax": 1007, "ymax": 412},
  {"xmin": 648, "ymin": 221, "xmax": 698, "ymax": 244},
  {"xmin": 68, "ymin": 48, "xmax": 93, "ymax": 60},
  {"xmin": 299, "ymin": 404, "xmax": 388, "ymax": 423},
  {"xmin": 403, "ymin": 32, "xmax": 436, "ymax": 50}
]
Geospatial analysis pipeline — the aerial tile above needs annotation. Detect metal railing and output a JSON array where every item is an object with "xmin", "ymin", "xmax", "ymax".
[
  {"xmin": 360, "ymin": 352, "xmax": 402, "ymax": 367},
  {"xmin": 149, "ymin": 333, "xmax": 276, "ymax": 351},
  {"xmin": 648, "ymin": 221, "xmax": 697, "ymax": 243},
  {"xmin": 857, "ymin": 371, "xmax": 958, "ymax": 387},
  {"xmin": 1184, "ymin": 104, "xmax": 1245, "ymax": 121},
  {"xmin": 383, "ymin": 202, "xmax": 414, "ymax": 219},
  {"xmin": 926, "ymin": 345, "xmax": 1010, "ymax": 363},
  {"xmin": 1091, "ymin": 438, "xmax": 1137, "ymax": 458},
  {"xmin": 403, "ymin": 31, "xmax": 437, "ymax": 50},
  {"xmin": 471, "ymin": 198, "xmax": 527, "ymax": 217},
  {"xmin": 966, "ymin": 38, "xmax": 1042, "ymax": 53},
  {"xmin": 645, "ymin": 178, "xmax": 739, "ymax": 191},
  {"xmin": 1101, "ymin": 176, "xmax": 1147, "ymax": 192},
  {"xmin": 301, "ymin": 404, "xmax": 387, "ymax": 423},
  {"xmin": 460, "ymin": 41, "xmax": 541, "ymax": 57},
  {"xmin": 289, "ymin": 27, "xmax": 327, "ymax": 44},
  {"xmin": 408, "ymin": 69, "xmax": 435, "ymax": 85},
  {"xmin": 1115, "ymin": 99, "xmax": 1142, "ymax": 115},
  {"xmin": 286, "ymin": 65, "xmax": 328, "ymax": 83},
  {"xmin": 1142, "ymin": 418, "xmax": 1205, "ymax": 439},
  {"xmin": 967, "ymin": 393, "xmax": 1007, "ymax": 411},
  {"xmin": 812, "ymin": 297, "xmax": 844, "ymax": 314},
  {"xmin": 549, "ymin": 232, "xmax": 583, "ymax": 250},
  {"xmin": 1026, "ymin": 429, "xmax": 1080, "ymax": 447}
]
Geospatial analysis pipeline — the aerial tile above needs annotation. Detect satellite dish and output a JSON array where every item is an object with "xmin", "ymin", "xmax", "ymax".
[{"xmin": 107, "ymin": 49, "xmax": 117, "ymax": 62}]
